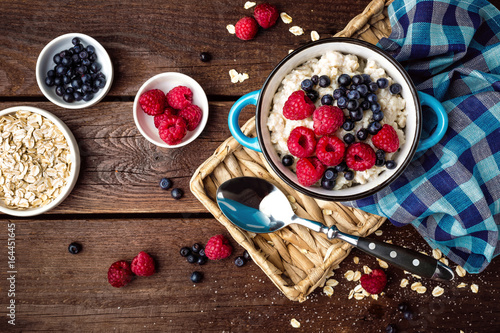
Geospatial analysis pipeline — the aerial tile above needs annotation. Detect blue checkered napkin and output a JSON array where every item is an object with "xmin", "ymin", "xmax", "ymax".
[{"xmin": 346, "ymin": 0, "xmax": 500, "ymax": 273}]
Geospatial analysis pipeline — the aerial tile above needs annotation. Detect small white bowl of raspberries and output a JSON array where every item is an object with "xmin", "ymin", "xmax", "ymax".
[{"xmin": 133, "ymin": 72, "xmax": 209, "ymax": 148}]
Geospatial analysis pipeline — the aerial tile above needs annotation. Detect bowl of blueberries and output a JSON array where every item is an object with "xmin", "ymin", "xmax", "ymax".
[{"xmin": 36, "ymin": 33, "xmax": 113, "ymax": 109}]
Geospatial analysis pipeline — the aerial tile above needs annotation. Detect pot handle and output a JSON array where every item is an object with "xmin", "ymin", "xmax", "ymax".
[
  {"xmin": 416, "ymin": 91, "xmax": 448, "ymax": 152},
  {"xmin": 228, "ymin": 90, "xmax": 262, "ymax": 152}
]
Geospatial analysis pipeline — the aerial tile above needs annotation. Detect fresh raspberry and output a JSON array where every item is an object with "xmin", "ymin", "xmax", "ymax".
[
  {"xmin": 287, "ymin": 126, "xmax": 316, "ymax": 158},
  {"xmin": 360, "ymin": 268, "xmax": 387, "ymax": 294},
  {"xmin": 158, "ymin": 115, "xmax": 187, "ymax": 145},
  {"xmin": 254, "ymin": 3, "xmax": 279, "ymax": 29},
  {"xmin": 131, "ymin": 251, "xmax": 155, "ymax": 277},
  {"xmin": 371, "ymin": 124, "xmax": 400, "ymax": 153},
  {"xmin": 316, "ymin": 135, "xmax": 345, "ymax": 166},
  {"xmin": 296, "ymin": 157, "xmax": 325, "ymax": 187},
  {"xmin": 178, "ymin": 104, "xmax": 202, "ymax": 131},
  {"xmin": 153, "ymin": 108, "xmax": 176, "ymax": 128},
  {"xmin": 283, "ymin": 90, "xmax": 315, "ymax": 120},
  {"xmin": 313, "ymin": 105, "xmax": 345, "ymax": 136},
  {"xmin": 139, "ymin": 89, "xmax": 166, "ymax": 116},
  {"xmin": 107, "ymin": 261, "xmax": 133, "ymax": 288},
  {"xmin": 235, "ymin": 17, "xmax": 259, "ymax": 41},
  {"xmin": 166, "ymin": 86, "xmax": 193, "ymax": 110},
  {"xmin": 205, "ymin": 234, "xmax": 233, "ymax": 260},
  {"xmin": 345, "ymin": 142, "xmax": 376, "ymax": 171}
]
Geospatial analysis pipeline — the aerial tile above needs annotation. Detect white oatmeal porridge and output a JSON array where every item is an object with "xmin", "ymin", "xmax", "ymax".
[{"xmin": 266, "ymin": 50, "xmax": 406, "ymax": 189}]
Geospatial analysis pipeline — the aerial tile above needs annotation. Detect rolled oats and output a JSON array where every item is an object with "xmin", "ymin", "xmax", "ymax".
[
  {"xmin": 456, "ymin": 265, "xmax": 466, "ymax": 277},
  {"xmin": 363, "ymin": 265, "xmax": 372, "ymax": 274},
  {"xmin": 432, "ymin": 248, "xmax": 442, "ymax": 260},
  {"xmin": 416, "ymin": 286, "xmax": 427, "ymax": 294},
  {"xmin": 353, "ymin": 271, "xmax": 361, "ymax": 282},
  {"xmin": 410, "ymin": 282, "xmax": 422, "ymax": 291},
  {"xmin": 432, "ymin": 286, "xmax": 444, "ymax": 297},
  {"xmin": 326, "ymin": 279, "xmax": 339, "ymax": 287},
  {"xmin": 353, "ymin": 256, "xmax": 359, "ymax": 264},
  {"xmin": 471, "ymin": 284, "xmax": 479, "ymax": 293},
  {"xmin": 0, "ymin": 111, "xmax": 72, "ymax": 210},
  {"xmin": 400, "ymin": 278, "xmax": 409, "ymax": 288},
  {"xmin": 290, "ymin": 318, "xmax": 301, "ymax": 328},
  {"xmin": 226, "ymin": 24, "xmax": 236, "ymax": 34},
  {"xmin": 280, "ymin": 12, "xmax": 293, "ymax": 24},
  {"xmin": 374, "ymin": 230, "xmax": 383, "ymax": 236},
  {"xmin": 344, "ymin": 270, "xmax": 354, "ymax": 281},
  {"xmin": 323, "ymin": 286, "xmax": 334, "ymax": 296},
  {"xmin": 457, "ymin": 283, "xmax": 467, "ymax": 288},
  {"xmin": 244, "ymin": 1, "xmax": 256, "ymax": 9},
  {"xmin": 311, "ymin": 30, "xmax": 319, "ymax": 41},
  {"xmin": 289, "ymin": 26, "xmax": 304, "ymax": 36}
]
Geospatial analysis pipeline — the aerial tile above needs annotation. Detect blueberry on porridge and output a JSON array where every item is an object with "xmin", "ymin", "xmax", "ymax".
[{"xmin": 266, "ymin": 51, "xmax": 406, "ymax": 190}]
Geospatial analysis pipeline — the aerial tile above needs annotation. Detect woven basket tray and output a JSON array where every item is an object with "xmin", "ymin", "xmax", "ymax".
[{"xmin": 190, "ymin": 0, "xmax": 393, "ymax": 302}]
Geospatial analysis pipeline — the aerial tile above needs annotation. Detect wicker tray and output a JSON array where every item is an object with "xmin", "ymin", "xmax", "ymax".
[{"xmin": 190, "ymin": 0, "xmax": 392, "ymax": 302}]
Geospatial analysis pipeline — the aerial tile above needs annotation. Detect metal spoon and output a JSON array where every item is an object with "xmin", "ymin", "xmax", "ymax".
[{"xmin": 216, "ymin": 177, "xmax": 454, "ymax": 281}]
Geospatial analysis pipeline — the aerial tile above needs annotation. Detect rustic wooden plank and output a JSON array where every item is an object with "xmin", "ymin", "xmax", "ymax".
[
  {"xmin": 0, "ymin": 0, "xmax": 376, "ymax": 97},
  {"xmin": 0, "ymin": 218, "xmax": 498, "ymax": 332},
  {"xmin": 0, "ymin": 101, "xmax": 256, "ymax": 214}
]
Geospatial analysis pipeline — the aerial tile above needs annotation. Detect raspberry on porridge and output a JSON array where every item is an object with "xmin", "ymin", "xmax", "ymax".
[{"xmin": 267, "ymin": 50, "xmax": 406, "ymax": 190}]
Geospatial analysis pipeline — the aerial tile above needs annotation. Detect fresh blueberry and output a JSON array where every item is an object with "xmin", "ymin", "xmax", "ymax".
[
  {"xmin": 82, "ymin": 58, "xmax": 91, "ymax": 66},
  {"xmin": 347, "ymin": 90, "xmax": 360, "ymax": 100},
  {"xmin": 301, "ymin": 79, "xmax": 314, "ymax": 92},
  {"xmin": 361, "ymin": 74, "xmax": 371, "ymax": 83},
  {"xmin": 321, "ymin": 178, "xmax": 336, "ymax": 190},
  {"xmin": 53, "ymin": 54, "xmax": 62, "ymax": 64},
  {"xmin": 373, "ymin": 111, "xmax": 384, "ymax": 122},
  {"xmin": 368, "ymin": 81, "xmax": 379, "ymax": 92},
  {"xmin": 333, "ymin": 88, "xmax": 345, "ymax": 100},
  {"xmin": 351, "ymin": 74, "xmax": 364, "ymax": 85},
  {"xmin": 94, "ymin": 78, "xmax": 104, "ymax": 88},
  {"xmin": 186, "ymin": 254, "xmax": 198, "ymax": 264},
  {"xmin": 338, "ymin": 74, "xmax": 351, "ymax": 86},
  {"xmin": 367, "ymin": 121, "xmax": 382, "ymax": 135},
  {"xmin": 55, "ymin": 65, "xmax": 68, "ymax": 76},
  {"xmin": 337, "ymin": 96, "xmax": 348, "ymax": 109},
  {"xmin": 344, "ymin": 170, "xmax": 354, "ymax": 181},
  {"xmin": 65, "ymin": 87, "xmax": 74, "ymax": 94},
  {"xmin": 90, "ymin": 62, "xmax": 102, "ymax": 73},
  {"xmin": 342, "ymin": 119, "xmax": 355, "ymax": 131},
  {"xmin": 349, "ymin": 108, "xmax": 363, "ymax": 121},
  {"xmin": 386, "ymin": 324, "xmax": 397, "ymax": 333},
  {"xmin": 82, "ymin": 84, "xmax": 92, "ymax": 93},
  {"xmin": 73, "ymin": 91, "xmax": 83, "ymax": 101},
  {"xmin": 44, "ymin": 77, "xmax": 55, "ymax": 87},
  {"xmin": 71, "ymin": 37, "xmax": 81, "ymax": 45},
  {"xmin": 356, "ymin": 128, "xmax": 368, "ymax": 141},
  {"xmin": 86, "ymin": 45, "xmax": 95, "ymax": 54},
  {"xmin": 318, "ymin": 75, "xmax": 331, "ymax": 87},
  {"xmin": 63, "ymin": 93, "xmax": 74, "ymax": 103},
  {"xmin": 62, "ymin": 76, "xmax": 71, "ymax": 85},
  {"xmin": 197, "ymin": 256, "xmax": 208, "ymax": 265},
  {"xmin": 192, "ymin": 243, "xmax": 202, "ymax": 253},
  {"xmin": 180, "ymin": 247, "xmax": 191, "ymax": 257},
  {"xmin": 370, "ymin": 102, "xmax": 381, "ymax": 113},
  {"xmin": 199, "ymin": 51, "xmax": 211, "ymax": 62},
  {"xmin": 376, "ymin": 150, "xmax": 386, "ymax": 159},
  {"xmin": 68, "ymin": 242, "xmax": 82, "ymax": 254},
  {"xmin": 377, "ymin": 78, "xmax": 389, "ymax": 89},
  {"xmin": 61, "ymin": 56, "xmax": 72, "ymax": 67},
  {"xmin": 366, "ymin": 93, "xmax": 378, "ymax": 103},
  {"xmin": 235, "ymin": 256, "xmax": 246, "ymax": 267},
  {"xmin": 282, "ymin": 155, "xmax": 294, "ymax": 167},
  {"xmin": 398, "ymin": 303, "xmax": 409, "ymax": 312},
  {"xmin": 81, "ymin": 74, "xmax": 92, "ymax": 84},
  {"xmin": 360, "ymin": 100, "xmax": 370, "ymax": 110},
  {"xmin": 349, "ymin": 84, "xmax": 357, "ymax": 91},
  {"xmin": 79, "ymin": 50, "xmax": 89, "ymax": 59},
  {"xmin": 389, "ymin": 83, "xmax": 402, "ymax": 95},
  {"xmin": 356, "ymin": 84, "xmax": 368, "ymax": 97},
  {"xmin": 59, "ymin": 50, "xmax": 68, "ymax": 58},
  {"xmin": 321, "ymin": 94, "xmax": 333, "ymax": 105},
  {"xmin": 159, "ymin": 178, "xmax": 172, "ymax": 190},
  {"xmin": 47, "ymin": 70, "xmax": 55, "ymax": 78},
  {"xmin": 171, "ymin": 188, "xmax": 183, "ymax": 200},
  {"xmin": 55, "ymin": 86, "xmax": 65, "ymax": 96},
  {"xmin": 92, "ymin": 86, "xmax": 100, "ymax": 94},
  {"xmin": 311, "ymin": 75, "xmax": 319, "ymax": 85},
  {"xmin": 83, "ymin": 93, "xmax": 94, "ymax": 101},
  {"xmin": 65, "ymin": 67, "xmax": 75, "ymax": 78},
  {"xmin": 190, "ymin": 271, "xmax": 203, "ymax": 283},
  {"xmin": 89, "ymin": 53, "xmax": 98, "ymax": 62},
  {"xmin": 199, "ymin": 248, "xmax": 206, "ymax": 257},
  {"xmin": 375, "ymin": 158, "xmax": 385, "ymax": 166},
  {"xmin": 324, "ymin": 168, "xmax": 337, "ymax": 180},
  {"xmin": 76, "ymin": 66, "xmax": 87, "ymax": 75},
  {"xmin": 346, "ymin": 99, "xmax": 359, "ymax": 111},
  {"xmin": 403, "ymin": 310, "xmax": 413, "ymax": 320},
  {"xmin": 386, "ymin": 160, "xmax": 397, "ymax": 169},
  {"xmin": 71, "ymin": 78, "xmax": 82, "ymax": 89},
  {"xmin": 343, "ymin": 133, "xmax": 355, "ymax": 144},
  {"xmin": 335, "ymin": 161, "xmax": 347, "ymax": 173},
  {"xmin": 243, "ymin": 250, "xmax": 251, "ymax": 261},
  {"xmin": 307, "ymin": 90, "xmax": 318, "ymax": 102}
]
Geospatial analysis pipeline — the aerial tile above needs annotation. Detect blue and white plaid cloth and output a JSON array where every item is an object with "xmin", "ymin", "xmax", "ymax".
[{"xmin": 347, "ymin": 0, "xmax": 500, "ymax": 273}]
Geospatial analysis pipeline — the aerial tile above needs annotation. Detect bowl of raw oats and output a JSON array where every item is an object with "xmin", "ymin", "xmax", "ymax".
[{"xmin": 0, "ymin": 106, "xmax": 80, "ymax": 216}]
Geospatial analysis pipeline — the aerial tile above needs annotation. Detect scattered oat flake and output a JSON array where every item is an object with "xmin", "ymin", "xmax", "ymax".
[
  {"xmin": 416, "ymin": 286, "xmax": 427, "ymax": 294},
  {"xmin": 378, "ymin": 260, "xmax": 388, "ymax": 269},
  {"xmin": 471, "ymin": 284, "xmax": 479, "ymax": 293},
  {"xmin": 244, "ymin": 1, "xmax": 256, "ymax": 9},
  {"xmin": 325, "ymin": 270, "xmax": 335, "ymax": 279},
  {"xmin": 457, "ymin": 282, "xmax": 467, "ymax": 288},
  {"xmin": 432, "ymin": 286, "xmax": 444, "ymax": 297},
  {"xmin": 348, "ymin": 289, "xmax": 354, "ymax": 299},
  {"xmin": 375, "ymin": 230, "xmax": 383, "ymax": 236},
  {"xmin": 400, "ymin": 278, "xmax": 409, "ymax": 288},
  {"xmin": 289, "ymin": 26, "xmax": 304, "ymax": 36},
  {"xmin": 229, "ymin": 69, "xmax": 249, "ymax": 83},
  {"xmin": 326, "ymin": 279, "xmax": 339, "ymax": 287},
  {"xmin": 385, "ymin": 240, "xmax": 393, "ymax": 244},
  {"xmin": 456, "ymin": 265, "xmax": 466, "ymax": 277},
  {"xmin": 226, "ymin": 24, "xmax": 235, "ymax": 34},
  {"xmin": 354, "ymin": 293, "xmax": 365, "ymax": 300},
  {"xmin": 353, "ymin": 284, "xmax": 363, "ymax": 293},
  {"xmin": 353, "ymin": 256, "xmax": 359, "ymax": 264},
  {"xmin": 363, "ymin": 265, "xmax": 372, "ymax": 274},
  {"xmin": 432, "ymin": 248, "xmax": 442, "ymax": 260},
  {"xmin": 460, "ymin": 331, "xmax": 465, "ymax": 333},
  {"xmin": 280, "ymin": 12, "xmax": 292, "ymax": 24},
  {"xmin": 411, "ymin": 282, "xmax": 422, "ymax": 291},
  {"xmin": 332, "ymin": 264, "xmax": 340, "ymax": 270},
  {"xmin": 288, "ymin": 49, "xmax": 294, "ymax": 54},
  {"xmin": 412, "ymin": 274, "xmax": 422, "ymax": 279},
  {"xmin": 323, "ymin": 209, "xmax": 333, "ymax": 215},
  {"xmin": 440, "ymin": 257, "xmax": 449, "ymax": 265},
  {"xmin": 311, "ymin": 30, "xmax": 319, "ymax": 41},
  {"xmin": 323, "ymin": 286, "xmax": 334, "ymax": 296},
  {"xmin": 290, "ymin": 318, "xmax": 301, "ymax": 328},
  {"xmin": 344, "ymin": 270, "xmax": 354, "ymax": 281},
  {"xmin": 371, "ymin": 294, "xmax": 379, "ymax": 300},
  {"xmin": 353, "ymin": 271, "xmax": 362, "ymax": 282}
]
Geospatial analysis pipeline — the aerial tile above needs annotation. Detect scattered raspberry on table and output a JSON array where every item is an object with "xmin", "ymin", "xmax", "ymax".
[
  {"xmin": 205, "ymin": 234, "xmax": 233, "ymax": 260},
  {"xmin": 131, "ymin": 251, "xmax": 156, "ymax": 277},
  {"xmin": 108, "ymin": 261, "xmax": 133, "ymax": 288},
  {"xmin": 254, "ymin": 3, "xmax": 279, "ymax": 29},
  {"xmin": 235, "ymin": 17, "xmax": 259, "ymax": 41},
  {"xmin": 360, "ymin": 268, "xmax": 387, "ymax": 294}
]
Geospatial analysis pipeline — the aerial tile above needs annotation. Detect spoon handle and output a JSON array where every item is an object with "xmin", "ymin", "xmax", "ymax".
[{"xmin": 355, "ymin": 237, "xmax": 454, "ymax": 281}]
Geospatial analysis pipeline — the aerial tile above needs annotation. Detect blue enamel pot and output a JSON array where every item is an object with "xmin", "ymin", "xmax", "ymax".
[{"xmin": 229, "ymin": 38, "xmax": 448, "ymax": 201}]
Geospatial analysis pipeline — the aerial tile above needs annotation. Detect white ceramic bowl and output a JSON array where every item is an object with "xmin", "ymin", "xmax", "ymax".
[
  {"xmin": 0, "ymin": 106, "xmax": 81, "ymax": 216},
  {"xmin": 36, "ymin": 33, "xmax": 113, "ymax": 109},
  {"xmin": 133, "ymin": 72, "xmax": 209, "ymax": 148}
]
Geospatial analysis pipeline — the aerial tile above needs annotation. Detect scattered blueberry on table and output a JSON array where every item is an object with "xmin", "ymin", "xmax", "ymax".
[
  {"xmin": 68, "ymin": 242, "xmax": 82, "ymax": 254},
  {"xmin": 234, "ymin": 256, "xmax": 246, "ymax": 267},
  {"xmin": 190, "ymin": 271, "xmax": 203, "ymax": 283}
]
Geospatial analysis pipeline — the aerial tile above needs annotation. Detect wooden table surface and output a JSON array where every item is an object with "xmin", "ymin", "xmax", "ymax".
[{"xmin": 1, "ymin": 0, "xmax": 500, "ymax": 332}]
